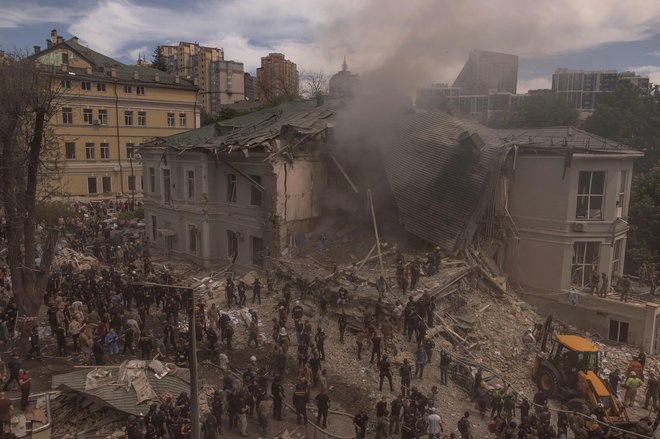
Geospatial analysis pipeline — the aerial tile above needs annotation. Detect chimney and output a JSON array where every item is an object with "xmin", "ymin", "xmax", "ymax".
[
  {"xmin": 33, "ymin": 45, "xmax": 41, "ymax": 55},
  {"xmin": 133, "ymin": 70, "xmax": 139, "ymax": 80},
  {"xmin": 71, "ymin": 36, "xmax": 79, "ymax": 44},
  {"xmin": 50, "ymin": 29, "xmax": 58, "ymax": 44},
  {"xmin": 57, "ymin": 36, "xmax": 64, "ymax": 44},
  {"xmin": 110, "ymin": 67, "xmax": 117, "ymax": 78},
  {"xmin": 154, "ymin": 72, "xmax": 160, "ymax": 82}
]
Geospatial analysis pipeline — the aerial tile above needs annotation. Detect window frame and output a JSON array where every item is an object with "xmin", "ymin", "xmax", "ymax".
[
  {"xmin": 179, "ymin": 112, "xmax": 187, "ymax": 127},
  {"xmin": 98, "ymin": 109, "xmax": 108, "ymax": 125},
  {"xmin": 167, "ymin": 112, "xmax": 175, "ymax": 127},
  {"xmin": 188, "ymin": 224, "xmax": 198, "ymax": 254},
  {"xmin": 126, "ymin": 143, "xmax": 135, "ymax": 159},
  {"xmin": 617, "ymin": 170, "xmax": 627, "ymax": 218},
  {"xmin": 81, "ymin": 81, "xmax": 91, "ymax": 91},
  {"xmin": 149, "ymin": 167, "xmax": 156, "ymax": 193},
  {"xmin": 576, "ymin": 171, "xmax": 606, "ymax": 221},
  {"xmin": 123, "ymin": 85, "xmax": 133, "ymax": 94},
  {"xmin": 101, "ymin": 176, "xmax": 112, "ymax": 194},
  {"xmin": 65, "ymin": 142, "xmax": 76, "ymax": 160},
  {"xmin": 136, "ymin": 85, "xmax": 145, "ymax": 96},
  {"xmin": 162, "ymin": 168, "xmax": 171, "ymax": 204},
  {"xmin": 99, "ymin": 142, "xmax": 110, "ymax": 160},
  {"xmin": 62, "ymin": 107, "xmax": 73, "ymax": 125},
  {"xmin": 87, "ymin": 176, "xmax": 97, "ymax": 194},
  {"xmin": 612, "ymin": 239, "xmax": 623, "ymax": 277},
  {"xmin": 227, "ymin": 230, "xmax": 238, "ymax": 261},
  {"xmin": 128, "ymin": 175, "xmax": 136, "ymax": 192},
  {"xmin": 83, "ymin": 108, "xmax": 93, "ymax": 125},
  {"xmin": 96, "ymin": 82, "xmax": 107, "ymax": 92},
  {"xmin": 249, "ymin": 175, "xmax": 262, "ymax": 206},
  {"xmin": 185, "ymin": 169, "xmax": 195, "ymax": 200},
  {"xmin": 137, "ymin": 111, "xmax": 147, "ymax": 126},
  {"xmin": 85, "ymin": 142, "xmax": 95, "ymax": 160},
  {"xmin": 226, "ymin": 173, "xmax": 237, "ymax": 202},
  {"xmin": 60, "ymin": 79, "xmax": 72, "ymax": 89},
  {"xmin": 571, "ymin": 241, "xmax": 601, "ymax": 287},
  {"xmin": 608, "ymin": 319, "xmax": 629, "ymax": 343},
  {"xmin": 251, "ymin": 235, "xmax": 264, "ymax": 266},
  {"xmin": 124, "ymin": 110, "xmax": 134, "ymax": 126}
]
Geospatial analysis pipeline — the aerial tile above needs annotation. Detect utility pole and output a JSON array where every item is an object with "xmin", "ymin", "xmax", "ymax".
[{"xmin": 189, "ymin": 287, "xmax": 201, "ymax": 439}]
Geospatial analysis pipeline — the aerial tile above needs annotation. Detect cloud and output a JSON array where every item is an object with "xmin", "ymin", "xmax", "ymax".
[
  {"xmin": 0, "ymin": 2, "xmax": 82, "ymax": 28},
  {"xmin": 648, "ymin": 50, "xmax": 660, "ymax": 58},
  {"xmin": 518, "ymin": 78, "xmax": 552, "ymax": 93},
  {"xmin": 625, "ymin": 65, "xmax": 660, "ymax": 84}
]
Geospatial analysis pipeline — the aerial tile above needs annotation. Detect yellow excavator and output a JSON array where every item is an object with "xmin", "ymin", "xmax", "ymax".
[{"xmin": 531, "ymin": 334, "xmax": 629, "ymax": 425}]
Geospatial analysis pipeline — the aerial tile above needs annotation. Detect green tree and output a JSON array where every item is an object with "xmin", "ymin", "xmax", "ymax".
[
  {"xmin": 627, "ymin": 162, "xmax": 660, "ymax": 271},
  {"xmin": 515, "ymin": 92, "xmax": 578, "ymax": 127},
  {"xmin": 151, "ymin": 46, "xmax": 168, "ymax": 72}
]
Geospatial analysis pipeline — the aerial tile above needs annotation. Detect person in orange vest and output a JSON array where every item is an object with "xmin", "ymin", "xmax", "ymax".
[{"xmin": 626, "ymin": 356, "xmax": 643, "ymax": 381}]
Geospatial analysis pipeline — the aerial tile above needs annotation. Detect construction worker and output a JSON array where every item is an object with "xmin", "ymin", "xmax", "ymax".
[
  {"xmin": 589, "ymin": 269, "xmax": 600, "ymax": 295},
  {"xmin": 490, "ymin": 384, "xmax": 504, "ymax": 418},
  {"xmin": 624, "ymin": 372, "xmax": 643, "ymax": 407}
]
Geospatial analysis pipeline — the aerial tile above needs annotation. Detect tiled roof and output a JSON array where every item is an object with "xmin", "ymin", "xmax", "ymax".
[
  {"xmin": 493, "ymin": 126, "xmax": 641, "ymax": 154},
  {"xmin": 381, "ymin": 110, "xmax": 510, "ymax": 251}
]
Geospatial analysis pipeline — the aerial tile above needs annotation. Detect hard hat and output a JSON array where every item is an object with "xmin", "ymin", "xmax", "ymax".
[
  {"xmin": 424, "ymin": 335, "xmax": 430, "ymax": 340},
  {"xmin": 279, "ymin": 328, "xmax": 287, "ymax": 336},
  {"xmin": 630, "ymin": 371, "xmax": 637, "ymax": 377},
  {"xmin": 296, "ymin": 300, "xmax": 300, "ymax": 305},
  {"xmin": 250, "ymin": 356, "xmax": 257, "ymax": 362}
]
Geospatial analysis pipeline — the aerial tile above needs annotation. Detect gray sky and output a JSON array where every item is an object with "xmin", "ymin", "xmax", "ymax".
[{"xmin": 2, "ymin": 0, "xmax": 660, "ymax": 92}]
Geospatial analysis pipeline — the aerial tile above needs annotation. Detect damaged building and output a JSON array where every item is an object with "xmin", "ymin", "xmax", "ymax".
[{"xmin": 141, "ymin": 100, "xmax": 660, "ymax": 352}]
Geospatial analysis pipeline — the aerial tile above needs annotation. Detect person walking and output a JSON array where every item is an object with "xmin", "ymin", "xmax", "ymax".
[
  {"xmin": 427, "ymin": 407, "xmax": 443, "ymax": 439},
  {"xmin": 272, "ymin": 376, "xmax": 285, "ymax": 421},
  {"xmin": 399, "ymin": 359, "xmax": 412, "ymax": 396},
  {"xmin": 370, "ymin": 332, "xmax": 382, "ymax": 365},
  {"xmin": 293, "ymin": 383, "xmax": 308, "ymax": 425},
  {"xmin": 457, "ymin": 411, "xmax": 472, "ymax": 439},
  {"xmin": 315, "ymin": 389, "xmax": 330, "ymax": 429},
  {"xmin": 353, "ymin": 408, "xmax": 369, "ymax": 439},
  {"xmin": 644, "ymin": 371, "xmax": 659, "ymax": 410},
  {"xmin": 624, "ymin": 372, "xmax": 643, "ymax": 407},
  {"xmin": 379, "ymin": 355, "xmax": 394, "ymax": 392},
  {"xmin": 338, "ymin": 312, "xmax": 347, "ymax": 344},
  {"xmin": 18, "ymin": 369, "xmax": 31, "ymax": 411},
  {"xmin": 252, "ymin": 278, "xmax": 262, "ymax": 305},
  {"xmin": 439, "ymin": 349, "xmax": 452, "ymax": 385},
  {"xmin": 414, "ymin": 346, "xmax": 426, "ymax": 379}
]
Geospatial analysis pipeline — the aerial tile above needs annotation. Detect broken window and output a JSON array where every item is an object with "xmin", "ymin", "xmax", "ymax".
[
  {"xmin": 188, "ymin": 225, "xmax": 198, "ymax": 254},
  {"xmin": 227, "ymin": 174, "xmax": 237, "ymax": 202},
  {"xmin": 227, "ymin": 230, "xmax": 238, "ymax": 262},
  {"xmin": 251, "ymin": 236, "xmax": 264, "ymax": 266},
  {"xmin": 609, "ymin": 319, "xmax": 629, "ymax": 343},
  {"xmin": 186, "ymin": 170, "xmax": 195, "ymax": 200},
  {"xmin": 250, "ymin": 175, "xmax": 262, "ymax": 206},
  {"xmin": 617, "ymin": 170, "xmax": 627, "ymax": 218},
  {"xmin": 571, "ymin": 241, "xmax": 600, "ymax": 287},
  {"xmin": 611, "ymin": 239, "xmax": 623, "ymax": 276},
  {"xmin": 576, "ymin": 171, "xmax": 605, "ymax": 220}
]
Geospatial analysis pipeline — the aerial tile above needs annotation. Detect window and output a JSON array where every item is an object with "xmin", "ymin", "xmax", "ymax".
[
  {"xmin": 128, "ymin": 175, "xmax": 136, "ymax": 192},
  {"xmin": 102, "ymin": 176, "xmax": 111, "ymax": 193},
  {"xmin": 85, "ymin": 142, "xmax": 95, "ymax": 160},
  {"xmin": 227, "ymin": 230, "xmax": 238, "ymax": 262},
  {"xmin": 188, "ymin": 225, "xmax": 198, "ymax": 254},
  {"xmin": 123, "ymin": 85, "xmax": 132, "ymax": 93},
  {"xmin": 96, "ymin": 82, "xmax": 107, "ymax": 92},
  {"xmin": 136, "ymin": 86, "xmax": 145, "ymax": 95},
  {"xmin": 251, "ymin": 236, "xmax": 264, "ymax": 266},
  {"xmin": 138, "ymin": 111, "xmax": 147, "ymax": 126},
  {"xmin": 571, "ymin": 241, "xmax": 600, "ymax": 287},
  {"xmin": 163, "ymin": 169, "xmax": 171, "ymax": 203},
  {"xmin": 151, "ymin": 215, "xmax": 157, "ymax": 241},
  {"xmin": 65, "ymin": 142, "xmax": 76, "ymax": 159},
  {"xmin": 186, "ymin": 170, "xmax": 195, "ymax": 200},
  {"xmin": 98, "ymin": 109, "xmax": 108, "ymax": 125},
  {"xmin": 126, "ymin": 143, "xmax": 134, "ymax": 159},
  {"xmin": 167, "ymin": 113, "xmax": 175, "ymax": 127},
  {"xmin": 179, "ymin": 112, "xmax": 187, "ymax": 127},
  {"xmin": 227, "ymin": 174, "xmax": 237, "ymax": 202},
  {"xmin": 60, "ymin": 79, "xmax": 71, "ymax": 89},
  {"xmin": 83, "ymin": 108, "xmax": 93, "ymax": 125},
  {"xmin": 81, "ymin": 81, "xmax": 91, "ymax": 91},
  {"xmin": 100, "ymin": 142, "xmax": 110, "ymax": 159},
  {"xmin": 124, "ymin": 111, "xmax": 133, "ymax": 126},
  {"xmin": 250, "ymin": 175, "xmax": 262, "ymax": 206},
  {"xmin": 612, "ymin": 239, "xmax": 623, "ymax": 276},
  {"xmin": 576, "ymin": 171, "xmax": 605, "ymax": 220},
  {"xmin": 617, "ymin": 170, "xmax": 627, "ymax": 218},
  {"xmin": 61, "ymin": 53, "xmax": 69, "ymax": 65},
  {"xmin": 62, "ymin": 108, "xmax": 73, "ymax": 124},
  {"xmin": 609, "ymin": 319, "xmax": 629, "ymax": 343},
  {"xmin": 87, "ymin": 177, "xmax": 97, "ymax": 194},
  {"xmin": 149, "ymin": 167, "xmax": 155, "ymax": 192}
]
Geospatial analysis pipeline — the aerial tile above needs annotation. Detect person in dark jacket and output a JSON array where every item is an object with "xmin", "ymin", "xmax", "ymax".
[
  {"xmin": 315, "ymin": 390, "xmax": 330, "ymax": 428},
  {"xmin": 292, "ymin": 383, "xmax": 308, "ymax": 425}
]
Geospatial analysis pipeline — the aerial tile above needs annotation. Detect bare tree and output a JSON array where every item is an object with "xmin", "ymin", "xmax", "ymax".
[
  {"xmin": 256, "ymin": 73, "xmax": 301, "ymax": 105},
  {"xmin": 0, "ymin": 54, "xmax": 63, "ymax": 316},
  {"xmin": 300, "ymin": 70, "xmax": 328, "ymax": 100}
]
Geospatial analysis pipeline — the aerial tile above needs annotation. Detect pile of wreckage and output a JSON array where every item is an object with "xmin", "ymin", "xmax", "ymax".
[
  {"xmin": 49, "ymin": 360, "xmax": 191, "ymax": 438},
  {"xmin": 51, "ymin": 247, "xmax": 100, "ymax": 271}
]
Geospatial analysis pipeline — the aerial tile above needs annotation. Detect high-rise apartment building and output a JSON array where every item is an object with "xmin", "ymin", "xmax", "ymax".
[
  {"xmin": 552, "ymin": 68, "xmax": 649, "ymax": 111},
  {"xmin": 159, "ymin": 42, "xmax": 223, "ymax": 114},
  {"xmin": 210, "ymin": 60, "xmax": 245, "ymax": 115},
  {"xmin": 452, "ymin": 50, "xmax": 518, "ymax": 95},
  {"xmin": 33, "ymin": 30, "xmax": 198, "ymax": 201},
  {"xmin": 255, "ymin": 53, "xmax": 299, "ymax": 102},
  {"xmin": 244, "ymin": 73, "xmax": 255, "ymax": 101}
]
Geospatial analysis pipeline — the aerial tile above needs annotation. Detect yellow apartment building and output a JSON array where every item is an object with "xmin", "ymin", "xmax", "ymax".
[{"xmin": 33, "ymin": 30, "xmax": 198, "ymax": 201}]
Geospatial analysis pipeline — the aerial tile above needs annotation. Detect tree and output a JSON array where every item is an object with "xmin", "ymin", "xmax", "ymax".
[
  {"xmin": 300, "ymin": 70, "xmax": 328, "ymax": 100},
  {"xmin": 627, "ymin": 162, "xmax": 660, "ymax": 271},
  {"xmin": 515, "ymin": 92, "xmax": 578, "ymax": 127},
  {"xmin": 0, "ymin": 55, "xmax": 62, "ymax": 316},
  {"xmin": 151, "ymin": 46, "xmax": 168, "ymax": 72}
]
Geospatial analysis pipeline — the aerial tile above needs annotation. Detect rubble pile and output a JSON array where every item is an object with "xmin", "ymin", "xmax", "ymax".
[{"xmin": 52, "ymin": 247, "xmax": 100, "ymax": 270}]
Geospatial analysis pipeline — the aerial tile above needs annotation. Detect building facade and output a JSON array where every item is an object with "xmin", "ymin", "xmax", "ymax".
[
  {"xmin": 210, "ymin": 60, "xmax": 245, "ymax": 114},
  {"xmin": 329, "ymin": 57, "xmax": 360, "ymax": 97},
  {"xmin": 34, "ymin": 30, "xmax": 198, "ymax": 201},
  {"xmin": 141, "ymin": 100, "xmax": 338, "ymax": 270},
  {"xmin": 552, "ymin": 68, "xmax": 649, "ymax": 111},
  {"xmin": 452, "ymin": 50, "xmax": 518, "ymax": 95},
  {"xmin": 244, "ymin": 73, "xmax": 255, "ymax": 102},
  {"xmin": 159, "ymin": 42, "xmax": 223, "ymax": 115},
  {"xmin": 500, "ymin": 127, "xmax": 659, "ymax": 352},
  {"xmin": 255, "ymin": 53, "xmax": 299, "ymax": 102}
]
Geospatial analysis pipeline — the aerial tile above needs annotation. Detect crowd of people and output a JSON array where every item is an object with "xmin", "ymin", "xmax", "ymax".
[{"xmin": 1, "ymin": 204, "xmax": 660, "ymax": 438}]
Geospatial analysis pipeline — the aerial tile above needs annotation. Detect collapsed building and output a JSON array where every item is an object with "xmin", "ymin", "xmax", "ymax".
[{"xmin": 140, "ymin": 99, "xmax": 660, "ymax": 353}]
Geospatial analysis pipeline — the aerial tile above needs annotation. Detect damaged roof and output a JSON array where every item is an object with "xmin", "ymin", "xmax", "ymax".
[
  {"xmin": 494, "ymin": 126, "xmax": 642, "ymax": 155},
  {"xmin": 156, "ymin": 99, "xmax": 340, "ymax": 154},
  {"xmin": 52, "ymin": 366, "xmax": 190, "ymax": 416},
  {"xmin": 381, "ymin": 110, "xmax": 510, "ymax": 252}
]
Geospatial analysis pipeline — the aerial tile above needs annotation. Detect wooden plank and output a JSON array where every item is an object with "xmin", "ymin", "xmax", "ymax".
[{"xmin": 329, "ymin": 154, "xmax": 359, "ymax": 194}]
